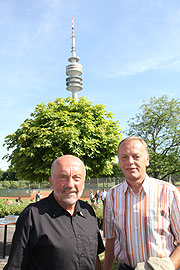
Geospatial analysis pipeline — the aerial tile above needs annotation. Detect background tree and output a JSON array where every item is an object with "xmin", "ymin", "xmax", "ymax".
[
  {"xmin": 126, "ymin": 95, "xmax": 180, "ymax": 180},
  {"xmin": 2, "ymin": 180, "xmax": 11, "ymax": 189},
  {"xmin": 0, "ymin": 168, "xmax": 4, "ymax": 180},
  {"xmin": 111, "ymin": 162, "xmax": 124, "ymax": 178},
  {"xmin": 1, "ymin": 168, "xmax": 18, "ymax": 181},
  {"xmin": 3, "ymin": 97, "xmax": 121, "ymax": 182}
]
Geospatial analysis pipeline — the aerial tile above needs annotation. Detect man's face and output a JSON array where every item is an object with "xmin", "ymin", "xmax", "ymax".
[
  {"xmin": 118, "ymin": 139, "xmax": 149, "ymax": 183},
  {"xmin": 49, "ymin": 156, "xmax": 85, "ymax": 211}
]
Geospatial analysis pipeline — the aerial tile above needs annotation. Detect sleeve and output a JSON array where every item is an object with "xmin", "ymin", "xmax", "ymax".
[
  {"xmin": 97, "ymin": 231, "xmax": 105, "ymax": 255},
  {"xmin": 4, "ymin": 207, "xmax": 33, "ymax": 270},
  {"xmin": 170, "ymin": 187, "xmax": 180, "ymax": 243},
  {"xmin": 103, "ymin": 192, "xmax": 116, "ymax": 239}
]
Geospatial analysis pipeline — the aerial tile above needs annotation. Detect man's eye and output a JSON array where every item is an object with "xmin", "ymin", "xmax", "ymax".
[
  {"xmin": 74, "ymin": 176, "xmax": 81, "ymax": 181},
  {"xmin": 59, "ymin": 176, "xmax": 67, "ymax": 180}
]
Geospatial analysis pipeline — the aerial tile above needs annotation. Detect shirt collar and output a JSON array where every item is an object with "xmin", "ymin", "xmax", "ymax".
[
  {"xmin": 123, "ymin": 180, "xmax": 129, "ymax": 195},
  {"xmin": 141, "ymin": 174, "xmax": 150, "ymax": 195},
  {"xmin": 48, "ymin": 192, "xmax": 66, "ymax": 216},
  {"xmin": 48, "ymin": 192, "xmax": 85, "ymax": 217},
  {"xmin": 123, "ymin": 174, "xmax": 150, "ymax": 195},
  {"xmin": 74, "ymin": 200, "xmax": 86, "ymax": 218}
]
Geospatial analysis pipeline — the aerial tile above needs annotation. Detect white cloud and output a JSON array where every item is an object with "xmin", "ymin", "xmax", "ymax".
[{"xmin": 97, "ymin": 54, "xmax": 180, "ymax": 78}]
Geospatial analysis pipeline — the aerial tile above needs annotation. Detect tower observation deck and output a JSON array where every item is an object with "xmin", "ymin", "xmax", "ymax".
[{"xmin": 66, "ymin": 18, "xmax": 83, "ymax": 100}]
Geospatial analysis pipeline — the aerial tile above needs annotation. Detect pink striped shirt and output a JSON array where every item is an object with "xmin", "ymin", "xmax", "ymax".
[{"xmin": 103, "ymin": 175, "xmax": 180, "ymax": 268}]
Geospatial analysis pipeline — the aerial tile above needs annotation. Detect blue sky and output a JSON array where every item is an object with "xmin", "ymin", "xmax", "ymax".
[{"xmin": 1, "ymin": 0, "xmax": 180, "ymax": 171}]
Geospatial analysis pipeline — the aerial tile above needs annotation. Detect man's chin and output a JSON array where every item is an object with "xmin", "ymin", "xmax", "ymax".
[
  {"xmin": 63, "ymin": 197, "xmax": 78, "ymax": 206},
  {"xmin": 62, "ymin": 190, "xmax": 83, "ymax": 205},
  {"xmin": 125, "ymin": 173, "xmax": 139, "ymax": 180}
]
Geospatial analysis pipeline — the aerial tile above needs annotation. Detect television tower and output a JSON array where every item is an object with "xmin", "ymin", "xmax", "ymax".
[{"xmin": 66, "ymin": 18, "xmax": 83, "ymax": 100}]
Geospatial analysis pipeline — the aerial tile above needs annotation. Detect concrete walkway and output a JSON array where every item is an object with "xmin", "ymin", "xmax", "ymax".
[{"xmin": 0, "ymin": 225, "xmax": 16, "ymax": 268}]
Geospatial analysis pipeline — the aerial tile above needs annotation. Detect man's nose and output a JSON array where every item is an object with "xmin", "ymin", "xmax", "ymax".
[
  {"xmin": 128, "ymin": 156, "xmax": 134, "ymax": 164},
  {"xmin": 65, "ymin": 177, "xmax": 74, "ymax": 188}
]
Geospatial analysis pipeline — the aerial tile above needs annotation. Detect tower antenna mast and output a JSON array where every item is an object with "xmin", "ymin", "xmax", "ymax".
[{"xmin": 66, "ymin": 18, "xmax": 83, "ymax": 100}]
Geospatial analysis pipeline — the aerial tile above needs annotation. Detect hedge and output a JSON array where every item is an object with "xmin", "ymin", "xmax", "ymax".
[{"xmin": 0, "ymin": 199, "xmax": 104, "ymax": 226}]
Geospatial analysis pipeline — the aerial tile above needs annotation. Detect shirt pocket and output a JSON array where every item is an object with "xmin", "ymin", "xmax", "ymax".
[{"xmin": 146, "ymin": 209, "xmax": 170, "ymax": 239}]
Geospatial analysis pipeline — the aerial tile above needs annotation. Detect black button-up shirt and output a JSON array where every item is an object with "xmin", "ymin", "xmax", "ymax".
[{"xmin": 4, "ymin": 192, "xmax": 105, "ymax": 270}]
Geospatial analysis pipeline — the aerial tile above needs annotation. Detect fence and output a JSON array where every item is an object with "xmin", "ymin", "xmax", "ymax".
[
  {"xmin": 0, "ymin": 177, "xmax": 124, "ymax": 198},
  {"xmin": 85, "ymin": 177, "xmax": 123, "ymax": 190},
  {"xmin": 0, "ymin": 176, "xmax": 180, "ymax": 199}
]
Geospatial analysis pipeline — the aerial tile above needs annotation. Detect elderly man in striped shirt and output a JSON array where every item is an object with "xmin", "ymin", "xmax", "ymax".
[{"xmin": 103, "ymin": 136, "xmax": 180, "ymax": 270}]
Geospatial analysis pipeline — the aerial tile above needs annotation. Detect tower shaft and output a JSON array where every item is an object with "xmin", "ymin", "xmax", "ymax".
[{"xmin": 66, "ymin": 18, "xmax": 83, "ymax": 100}]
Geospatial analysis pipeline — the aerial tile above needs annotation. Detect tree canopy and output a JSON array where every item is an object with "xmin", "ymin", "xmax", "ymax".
[
  {"xmin": 0, "ymin": 168, "xmax": 18, "ymax": 181},
  {"xmin": 3, "ymin": 97, "xmax": 121, "ymax": 182},
  {"xmin": 126, "ymin": 95, "xmax": 180, "ymax": 179},
  {"xmin": 0, "ymin": 169, "xmax": 4, "ymax": 180}
]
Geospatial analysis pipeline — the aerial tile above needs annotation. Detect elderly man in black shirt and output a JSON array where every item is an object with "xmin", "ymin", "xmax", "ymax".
[{"xmin": 4, "ymin": 155, "xmax": 105, "ymax": 270}]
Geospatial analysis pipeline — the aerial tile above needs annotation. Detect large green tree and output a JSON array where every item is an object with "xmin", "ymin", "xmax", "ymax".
[
  {"xmin": 0, "ymin": 168, "xmax": 4, "ymax": 180},
  {"xmin": 3, "ymin": 97, "xmax": 121, "ymax": 182},
  {"xmin": 1, "ymin": 169, "xmax": 18, "ymax": 181},
  {"xmin": 126, "ymin": 95, "xmax": 180, "ymax": 179}
]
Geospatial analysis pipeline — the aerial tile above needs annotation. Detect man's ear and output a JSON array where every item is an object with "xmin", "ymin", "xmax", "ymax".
[
  {"xmin": 49, "ymin": 177, "xmax": 53, "ymax": 189},
  {"xmin": 146, "ymin": 154, "xmax": 150, "ymax": 167}
]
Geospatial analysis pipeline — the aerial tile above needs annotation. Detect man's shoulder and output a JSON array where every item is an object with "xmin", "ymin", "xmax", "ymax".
[
  {"xmin": 19, "ymin": 196, "xmax": 50, "ymax": 218},
  {"xmin": 148, "ymin": 176, "xmax": 172, "ymax": 186},
  {"xmin": 148, "ymin": 176, "xmax": 179, "ymax": 192},
  {"xmin": 104, "ymin": 182, "xmax": 125, "ymax": 202},
  {"xmin": 78, "ymin": 199, "xmax": 93, "ymax": 209},
  {"xmin": 108, "ymin": 181, "xmax": 125, "ymax": 193},
  {"xmin": 78, "ymin": 200, "xmax": 96, "ymax": 216}
]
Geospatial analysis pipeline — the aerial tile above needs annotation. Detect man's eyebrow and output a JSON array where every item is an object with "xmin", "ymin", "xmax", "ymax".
[{"xmin": 58, "ymin": 173, "xmax": 68, "ymax": 176}]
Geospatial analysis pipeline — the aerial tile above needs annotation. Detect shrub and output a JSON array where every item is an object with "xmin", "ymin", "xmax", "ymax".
[
  {"xmin": 10, "ymin": 181, "xmax": 18, "ymax": 188},
  {"xmin": 93, "ymin": 206, "xmax": 103, "ymax": 229},
  {"xmin": 0, "ymin": 199, "xmax": 31, "ymax": 218},
  {"xmin": 2, "ymin": 181, "xmax": 11, "ymax": 188}
]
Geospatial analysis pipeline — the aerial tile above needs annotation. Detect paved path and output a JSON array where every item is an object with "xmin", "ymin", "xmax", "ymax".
[{"xmin": 0, "ymin": 225, "xmax": 16, "ymax": 268}]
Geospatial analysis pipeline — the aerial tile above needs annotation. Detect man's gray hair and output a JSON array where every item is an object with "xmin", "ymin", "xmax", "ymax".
[
  {"xmin": 118, "ymin": 136, "xmax": 149, "ymax": 153},
  {"xmin": 50, "ymin": 155, "xmax": 86, "ymax": 178}
]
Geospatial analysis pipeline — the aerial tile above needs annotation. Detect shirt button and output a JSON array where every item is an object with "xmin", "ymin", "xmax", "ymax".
[
  {"xmin": 77, "ymin": 235, "xmax": 81, "ymax": 238},
  {"xmin": 80, "ymin": 253, "xmax": 85, "ymax": 257}
]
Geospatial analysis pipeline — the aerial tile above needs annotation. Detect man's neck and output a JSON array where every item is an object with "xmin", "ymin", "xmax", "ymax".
[
  {"xmin": 53, "ymin": 193, "xmax": 76, "ymax": 216},
  {"xmin": 126, "ymin": 176, "xmax": 146, "ymax": 194}
]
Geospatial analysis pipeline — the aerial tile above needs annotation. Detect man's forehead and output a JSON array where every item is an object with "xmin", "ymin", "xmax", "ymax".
[
  {"xmin": 59, "ymin": 163, "xmax": 83, "ymax": 171},
  {"xmin": 119, "ymin": 140, "xmax": 146, "ymax": 153},
  {"xmin": 51, "ymin": 155, "xmax": 86, "ymax": 176},
  {"xmin": 55, "ymin": 155, "xmax": 81, "ymax": 166},
  {"xmin": 56, "ymin": 161, "xmax": 84, "ymax": 175}
]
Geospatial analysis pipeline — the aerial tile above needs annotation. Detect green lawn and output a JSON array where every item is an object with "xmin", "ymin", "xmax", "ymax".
[{"xmin": 100, "ymin": 252, "xmax": 119, "ymax": 269}]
